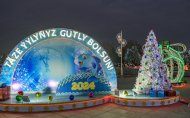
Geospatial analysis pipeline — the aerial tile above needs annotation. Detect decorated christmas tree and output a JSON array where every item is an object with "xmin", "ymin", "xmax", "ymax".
[{"xmin": 132, "ymin": 30, "xmax": 172, "ymax": 95}]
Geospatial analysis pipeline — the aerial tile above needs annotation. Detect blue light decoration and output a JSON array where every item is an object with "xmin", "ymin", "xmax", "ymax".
[
  {"xmin": 0, "ymin": 28, "xmax": 117, "ymax": 96},
  {"xmin": 69, "ymin": 95, "xmax": 74, "ymax": 101}
]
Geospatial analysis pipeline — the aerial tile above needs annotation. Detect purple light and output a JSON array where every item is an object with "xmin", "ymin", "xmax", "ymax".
[{"xmin": 12, "ymin": 83, "xmax": 21, "ymax": 90}]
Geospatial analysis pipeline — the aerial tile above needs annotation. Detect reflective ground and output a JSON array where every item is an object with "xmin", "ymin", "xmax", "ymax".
[
  {"xmin": 0, "ymin": 77, "xmax": 190, "ymax": 118},
  {"xmin": 0, "ymin": 102, "xmax": 190, "ymax": 118}
]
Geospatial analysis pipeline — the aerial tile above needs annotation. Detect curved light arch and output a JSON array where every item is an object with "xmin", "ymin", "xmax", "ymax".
[
  {"xmin": 170, "ymin": 43, "xmax": 187, "ymax": 53},
  {"xmin": 160, "ymin": 43, "xmax": 185, "ymax": 83},
  {"xmin": 163, "ymin": 55, "xmax": 184, "ymax": 83}
]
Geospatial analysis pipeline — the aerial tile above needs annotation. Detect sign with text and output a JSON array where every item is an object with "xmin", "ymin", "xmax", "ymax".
[{"xmin": 0, "ymin": 28, "xmax": 117, "ymax": 93}]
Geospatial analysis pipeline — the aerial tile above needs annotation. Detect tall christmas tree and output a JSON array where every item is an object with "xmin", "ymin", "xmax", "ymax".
[{"xmin": 132, "ymin": 30, "xmax": 172, "ymax": 95}]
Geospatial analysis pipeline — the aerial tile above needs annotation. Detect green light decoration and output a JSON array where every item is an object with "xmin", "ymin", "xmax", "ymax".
[
  {"xmin": 48, "ymin": 95, "xmax": 53, "ymax": 102},
  {"xmin": 35, "ymin": 92, "xmax": 42, "ymax": 98},
  {"xmin": 16, "ymin": 95, "xmax": 23, "ymax": 102},
  {"xmin": 159, "ymin": 43, "xmax": 186, "ymax": 83}
]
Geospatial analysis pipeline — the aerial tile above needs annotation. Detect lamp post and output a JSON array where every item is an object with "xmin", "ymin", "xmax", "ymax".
[{"xmin": 116, "ymin": 31, "xmax": 127, "ymax": 77}]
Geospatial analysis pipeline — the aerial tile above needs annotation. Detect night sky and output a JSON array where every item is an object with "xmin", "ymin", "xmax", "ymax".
[{"xmin": 0, "ymin": 0, "xmax": 190, "ymax": 54}]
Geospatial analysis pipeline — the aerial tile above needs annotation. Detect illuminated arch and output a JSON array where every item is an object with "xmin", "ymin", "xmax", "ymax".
[
  {"xmin": 0, "ymin": 28, "xmax": 117, "ymax": 93},
  {"xmin": 160, "ymin": 43, "xmax": 185, "ymax": 83}
]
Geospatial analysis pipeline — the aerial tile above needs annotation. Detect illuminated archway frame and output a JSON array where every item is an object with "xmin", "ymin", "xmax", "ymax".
[
  {"xmin": 0, "ymin": 28, "xmax": 117, "ymax": 91},
  {"xmin": 159, "ymin": 43, "xmax": 185, "ymax": 83}
]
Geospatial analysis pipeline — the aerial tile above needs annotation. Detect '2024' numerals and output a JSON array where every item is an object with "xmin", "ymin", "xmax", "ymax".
[{"xmin": 71, "ymin": 82, "xmax": 95, "ymax": 90}]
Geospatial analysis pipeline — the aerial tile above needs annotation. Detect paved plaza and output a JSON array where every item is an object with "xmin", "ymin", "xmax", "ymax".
[{"xmin": 0, "ymin": 77, "xmax": 190, "ymax": 118}]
